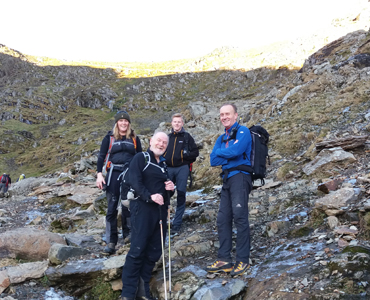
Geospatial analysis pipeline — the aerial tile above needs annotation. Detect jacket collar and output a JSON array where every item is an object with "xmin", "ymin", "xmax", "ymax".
[
  {"xmin": 225, "ymin": 122, "xmax": 238, "ymax": 134},
  {"xmin": 171, "ymin": 127, "xmax": 185, "ymax": 135},
  {"xmin": 147, "ymin": 149, "xmax": 166, "ymax": 163}
]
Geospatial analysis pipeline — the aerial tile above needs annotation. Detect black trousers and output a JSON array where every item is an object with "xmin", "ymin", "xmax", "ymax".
[
  {"xmin": 105, "ymin": 170, "xmax": 130, "ymax": 245},
  {"xmin": 217, "ymin": 172, "xmax": 252, "ymax": 263},
  {"xmin": 121, "ymin": 200, "xmax": 167, "ymax": 298}
]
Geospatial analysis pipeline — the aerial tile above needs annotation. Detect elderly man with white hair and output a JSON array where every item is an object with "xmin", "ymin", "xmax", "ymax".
[{"xmin": 121, "ymin": 131, "xmax": 175, "ymax": 300}]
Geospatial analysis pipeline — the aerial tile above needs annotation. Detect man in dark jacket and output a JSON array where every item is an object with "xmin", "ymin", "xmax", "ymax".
[
  {"xmin": 163, "ymin": 113, "xmax": 199, "ymax": 233},
  {"xmin": 121, "ymin": 131, "xmax": 174, "ymax": 300},
  {"xmin": 207, "ymin": 103, "xmax": 253, "ymax": 277}
]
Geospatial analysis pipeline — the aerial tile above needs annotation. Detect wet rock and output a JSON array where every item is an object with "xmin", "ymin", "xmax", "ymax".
[
  {"xmin": 191, "ymin": 278, "xmax": 246, "ymax": 300},
  {"xmin": 0, "ymin": 228, "xmax": 66, "ymax": 260}
]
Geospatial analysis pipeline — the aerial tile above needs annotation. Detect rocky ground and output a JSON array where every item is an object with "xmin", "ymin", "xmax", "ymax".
[{"xmin": 1, "ymin": 135, "xmax": 370, "ymax": 300}]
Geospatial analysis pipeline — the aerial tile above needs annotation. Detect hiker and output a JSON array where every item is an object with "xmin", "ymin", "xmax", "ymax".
[
  {"xmin": 96, "ymin": 111, "xmax": 142, "ymax": 255},
  {"xmin": 121, "ymin": 131, "xmax": 174, "ymax": 300},
  {"xmin": 163, "ymin": 113, "xmax": 199, "ymax": 234},
  {"xmin": 207, "ymin": 103, "xmax": 253, "ymax": 277},
  {"xmin": 16, "ymin": 174, "xmax": 26, "ymax": 182},
  {"xmin": 0, "ymin": 173, "xmax": 11, "ymax": 196}
]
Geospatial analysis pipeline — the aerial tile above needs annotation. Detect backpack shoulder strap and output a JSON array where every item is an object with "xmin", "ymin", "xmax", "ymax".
[
  {"xmin": 132, "ymin": 136, "xmax": 137, "ymax": 151},
  {"xmin": 103, "ymin": 136, "xmax": 115, "ymax": 171},
  {"xmin": 142, "ymin": 152, "xmax": 151, "ymax": 171}
]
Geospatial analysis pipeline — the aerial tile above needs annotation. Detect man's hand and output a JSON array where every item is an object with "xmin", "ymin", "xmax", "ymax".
[
  {"xmin": 165, "ymin": 180, "xmax": 175, "ymax": 191},
  {"xmin": 151, "ymin": 193, "xmax": 164, "ymax": 205}
]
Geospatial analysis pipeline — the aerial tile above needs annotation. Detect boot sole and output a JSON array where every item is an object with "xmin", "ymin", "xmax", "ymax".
[{"xmin": 207, "ymin": 267, "xmax": 233, "ymax": 273}]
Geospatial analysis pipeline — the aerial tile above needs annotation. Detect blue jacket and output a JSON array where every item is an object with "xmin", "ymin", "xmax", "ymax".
[{"xmin": 210, "ymin": 122, "xmax": 252, "ymax": 179}]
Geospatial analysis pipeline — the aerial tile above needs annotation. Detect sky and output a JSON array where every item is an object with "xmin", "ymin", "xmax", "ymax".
[{"xmin": 1, "ymin": 0, "xmax": 359, "ymax": 62}]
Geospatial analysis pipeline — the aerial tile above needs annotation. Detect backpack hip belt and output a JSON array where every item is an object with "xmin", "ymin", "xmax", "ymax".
[
  {"xmin": 107, "ymin": 162, "xmax": 129, "ymax": 186},
  {"xmin": 221, "ymin": 165, "xmax": 253, "ymax": 183}
]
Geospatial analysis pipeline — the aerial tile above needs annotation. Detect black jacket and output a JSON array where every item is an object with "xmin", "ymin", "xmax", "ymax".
[
  {"xmin": 97, "ymin": 131, "xmax": 142, "ymax": 173},
  {"xmin": 163, "ymin": 128, "xmax": 199, "ymax": 167},
  {"xmin": 128, "ymin": 150, "xmax": 172, "ymax": 204}
]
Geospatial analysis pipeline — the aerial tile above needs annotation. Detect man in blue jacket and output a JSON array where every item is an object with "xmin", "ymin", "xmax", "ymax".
[{"xmin": 207, "ymin": 103, "xmax": 253, "ymax": 277}]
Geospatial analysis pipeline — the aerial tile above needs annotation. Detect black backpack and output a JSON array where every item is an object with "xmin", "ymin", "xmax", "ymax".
[
  {"xmin": 120, "ymin": 152, "xmax": 166, "ymax": 207},
  {"xmin": 221, "ymin": 125, "xmax": 270, "ymax": 185},
  {"xmin": 249, "ymin": 125, "xmax": 270, "ymax": 184}
]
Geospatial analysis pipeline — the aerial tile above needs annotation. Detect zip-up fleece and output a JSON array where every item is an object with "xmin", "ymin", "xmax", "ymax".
[
  {"xmin": 163, "ymin": 128, "xmax": 199, "ymax": 167},
  {"xmin": 128, "ymin": 149, "xmax": 172, "ymax": 204},
  {"xmin": 96, "ymin": 131, "xmax": 142, "ymax": 173},
  {"xmin": 210, "ymin": 121, "xmax": 252, "ymax": 179}
]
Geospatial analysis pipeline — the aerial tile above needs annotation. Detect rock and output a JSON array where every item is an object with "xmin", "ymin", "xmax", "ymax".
[
  {"xmin": 48, "ymin": 243, "xmax": 90, "ymax": 265},
  {"xmin": 316, "ymin": 135, "xmax": 368, "ymax": 151},
  {"xmin": 334, "ymin": 226, "xmax": 358, "ymax": 236},
  {"xmin": 327, "ymin": 216, "xmax": 339, "ymax": 229},
  {"xmin": 0, "ymin": 270, "xmax": 10, "ymax": 294},
  {"xmin": 315, "ymin": 188, "xmax": 361, "ymax": 215},
  {"xmin": 64, "ymin": 233, "xmax": 98, "ymax": 248},
  {"xmin": 0, "ymin": 228, "xmax": 66, "ymax": 260},
  {"xmin": 318, "ymin": 178, "xmax": 344, "ymax": 194},
  {"xmin": 45, "ymin": 255, "xmax": 126, "ymax": 294},
  {"xmin": 303, "ymin": 147, "xmax": 356, "ymax": 176},
  {"xmin": 266, "ymin": 220, "xmax": 290, "ymax": 237},
  {"xmin": 7, "ymin": 261, "xmax": 48, "ymax": 283},
  {"xmin": 191, "ymin": 278, "xmax": 246, "ymax": 300}
]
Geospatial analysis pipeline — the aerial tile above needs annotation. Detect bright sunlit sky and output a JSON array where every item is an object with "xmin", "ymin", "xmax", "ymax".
[{"xmin": 1, "ymin": 0, "xmax": 359, "ymax": 62}]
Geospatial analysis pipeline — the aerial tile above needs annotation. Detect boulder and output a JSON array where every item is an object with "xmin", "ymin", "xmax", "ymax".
[{"xmin": 0, "ymin": 228, "xmax": 66, "ymax": 260}]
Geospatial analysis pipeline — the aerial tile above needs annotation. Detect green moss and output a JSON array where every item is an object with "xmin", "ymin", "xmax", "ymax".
[
  {"xmin": 287, "ymin": 226, "xmax": 313, "ymax": 238},
  {"xmin": 341, "ymin": 245, "xmax": 370, "ymax": 256},
  {"xmin": 81, "ymin": 277, "xmax": 121, "ymax": 300},
  {"xmin": 309, "ymin": 209, "xmax": 327, "ymax": 229},
  {"xmin": 45, "ymin": 196, "xmax": 67, "ymax": 205}
]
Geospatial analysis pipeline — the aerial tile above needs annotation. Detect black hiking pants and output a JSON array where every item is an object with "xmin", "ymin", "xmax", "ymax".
[
  {"xmin": 105, "ymin": 170, "xmax": 130, "ymax": 245},
  {"xmin": 217, "ymin": 172, "xmax": 252, "ymax": 264},
  {"xmin": 121, "ymin": 200, "xmax": 167, "ymax": 298}
]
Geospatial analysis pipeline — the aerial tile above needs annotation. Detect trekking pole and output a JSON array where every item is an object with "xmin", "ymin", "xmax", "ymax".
[
  {"xmin": 167, "ymin": 206, "xmax": 172, "ymax": 299},
  {"xmin": 159, "ymin": 206, "xmax": 168, "ymax": 300}
]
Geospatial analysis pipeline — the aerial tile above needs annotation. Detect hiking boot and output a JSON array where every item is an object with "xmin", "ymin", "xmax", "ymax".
[
  {"xmin": 206, "ymin": 260, "xmax": 234, "ymax": 273},
  {"xmin": 230, "ymin": 261, "xmax": 250, "ymax": 276},
  {"xmin": 103, "ymin": 243, "xmax": 116, "ymax": 255},
  {"xmin": 170, "ymin": 226, "xmax": 180, "ymax": 236}
]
